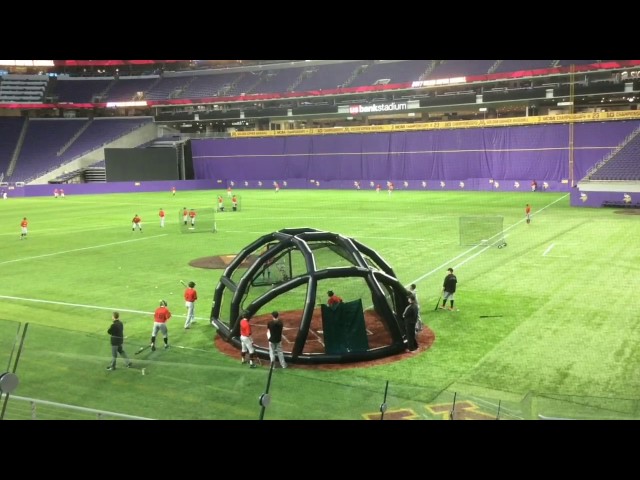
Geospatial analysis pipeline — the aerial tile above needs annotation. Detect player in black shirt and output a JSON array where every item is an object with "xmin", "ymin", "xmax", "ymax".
[{"xmin": 441, "ymin": 268, "xmax": 458, "ymax": 311}]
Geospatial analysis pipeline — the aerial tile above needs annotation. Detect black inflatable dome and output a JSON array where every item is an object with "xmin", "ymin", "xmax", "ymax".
[{"xmin": 211, "ymin": 227, "xmax": 410, "ymax": 365}]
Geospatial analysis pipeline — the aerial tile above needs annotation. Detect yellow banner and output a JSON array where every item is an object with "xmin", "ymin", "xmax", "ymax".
[{"xmin": 231, "ymin": 111, "xmax": 640, "ymax": 138}]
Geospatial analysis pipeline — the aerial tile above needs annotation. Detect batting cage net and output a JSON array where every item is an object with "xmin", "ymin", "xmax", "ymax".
[
  {"xmin": 459, "ymin": 215, "xmax": 504, "ymax": 246},
  {"xmin": 178, "ymin": 207, "xmax": 217, "ymax": 233},
  {"xmin": 240, "ymin": 245, "xmax": 392, "ymax": 356},
  {"xmin": 251, "ymin": 244, "xmax": 291, "ymax": 286}
]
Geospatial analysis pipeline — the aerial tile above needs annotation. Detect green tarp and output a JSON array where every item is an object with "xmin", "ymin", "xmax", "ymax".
[{"xmin": 321, "ymin": 299, "xmax": 369, "ymax": 354}]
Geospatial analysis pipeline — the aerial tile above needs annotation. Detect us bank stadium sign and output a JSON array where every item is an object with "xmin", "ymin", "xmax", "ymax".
[
  {"xmin": 620, "ymin": 69, "xmax": 640, "ymax": 80},
  {"xmin": 343, "ymin": 101, "xmax": 411, "ymax": 115},
  {"xmin": 338, "ymin": 100, "xmax": 420, "ymax": 115}
]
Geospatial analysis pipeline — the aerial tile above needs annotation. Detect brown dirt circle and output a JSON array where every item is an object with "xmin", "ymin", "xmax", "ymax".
[
  {"xmin": 190, "ymin": 255, "xmax": 255, "ymax": 269},
  {"xmin": 214, "ymin": 310, "xmax": 435, "ymax": 370}
]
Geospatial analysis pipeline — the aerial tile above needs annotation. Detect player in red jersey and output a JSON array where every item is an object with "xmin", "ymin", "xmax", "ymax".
[
  {"xmin": 183, "ymin": 281, "xmax": 198, "ymax": 329},
  {"xmin": 150, "ymin": 300, "xmax": 171, "ymax": 351},
  {"xmin": 525, "ymin": 204, "xmax": 531, "ymax": 224},
  {"xmin": 239, "ymin": 313, "xmax": 257, "ymax": 368},
  {"xmin": 20, "ymin": 217, "xmax": 28, "ymax": 239},
  {"xmin": 327, "ymin": 290, "xmax": 343, "ymax": 306},
  {"xmin": 159, "ymin": 208, "xmax": 165, "ymax": 228},
  {"xmin": 132, "ymin": 214, "xmax": 142, "ymax": 232}
]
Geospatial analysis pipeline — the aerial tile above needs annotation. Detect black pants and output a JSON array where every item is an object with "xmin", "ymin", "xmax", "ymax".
[{"xmin": 405, "ymin": 320, "xmax": 418, "ymax": 351}]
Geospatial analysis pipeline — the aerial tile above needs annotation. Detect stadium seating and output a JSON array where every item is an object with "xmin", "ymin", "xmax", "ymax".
[
  {"xmin": 0, "ymin": 75, "xmax": 48, "ymax": 103},
  {"xmin": 51, "ymin": 78, "xmax": 113, "ymax": 103},
  {"xmin": 9, "ymin": 117, "xmax": 153, "ymax": 182},
  {"xmin": 10, "ymin": 119, "xmax": 89, "ymax": 181},
  {"xmin": 427, "ymin": 60, "xmax": 495, "ymax": 79},
  {"xmin": 180, "ymin": 71, "xmax": 242, "ymax": 99},
  {"xmin": 556, "ymin": 60, "xmax": 604, "ymax": 68},
  {"xmin": 0, "ymin": 117, "xmax": 26, "ymax": 175},
  {"xmin": 492, "ymin": 60, "xmax": 555, "ymax": 74},
  {"xmin": 349, "ymin": 60, "xmax": 433, "ymax": 87},
  {"xmin": 589, "ymin": 130, "xmax": 640, "ymax": 180},
  {"xmin": 104, "ymin": 77, "xmax": 158, "ymax": 102},
  {"xmin": 38, "ymin": 60, "xmax": 623, "ymax": 104},
  {"xmin": 144, "ymin": 75, "xmax": 193, "ymax": 100},
  {"xmin": 60, "ymin": 117, "xmax": 154, "ymax": 162},
  {"xmin": 249, "ymin": 67, "xmax": 308, "ymax": 94},
  {"xmin": 294, "ymin": 61, "xmax": 362, "ymax": 91}
]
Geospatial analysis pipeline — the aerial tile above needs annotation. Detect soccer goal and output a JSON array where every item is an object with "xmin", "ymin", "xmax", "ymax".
[
  {"xmin": 459, "ymin": 216, "xmax": 505, "ymax": 247},
  {"xmin": 178, "ymin": 208, "xmax": 217, "ymax": 234}
]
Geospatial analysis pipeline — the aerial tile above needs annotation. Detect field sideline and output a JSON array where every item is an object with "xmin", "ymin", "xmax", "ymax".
[{"xmin": 1, "ymin": 188, "xmax": 639, "ymax": 420}]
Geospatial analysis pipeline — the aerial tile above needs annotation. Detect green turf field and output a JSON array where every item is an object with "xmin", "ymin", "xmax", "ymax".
[{"xmin": 1, "ymin": 189, "xmax": 639, "ymax": 420}]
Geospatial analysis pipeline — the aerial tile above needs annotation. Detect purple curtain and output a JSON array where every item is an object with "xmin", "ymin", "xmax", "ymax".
[{"xmin": 192, "ymin": 121, "xmax": 640, "ymax": 182}]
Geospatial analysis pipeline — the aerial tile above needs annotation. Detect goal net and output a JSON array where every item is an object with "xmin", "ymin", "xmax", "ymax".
[
  {"xmin": 459, "ymin": 216, "xmax": 504, "ymax": 246},
  {"xmin": 178, "ymin": 207, "xmax": 217, "ymax": 234}
]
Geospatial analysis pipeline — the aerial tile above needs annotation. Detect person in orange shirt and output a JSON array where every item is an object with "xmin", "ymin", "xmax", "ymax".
[
  {"xmin": 189, "ymin": 208, "xmax": 196, "ymax": 226},
  {"xmin": 20, "ymin": 217, "xmax": 28, "ymax": 239},
  {"xmin": 327, "ymin": 290, "xmax": 343, "ymax": 307},
  {"xmin": 150, "ymin": 300, "xmax": 171, "ymax": 351},
  {"xmin": 525, "ymin": 204, "xmax": 532, "ymax": 224},
  {"xmin": 183, "ymin": 281, "xmax": 198, "ymax": 329},
  {"xmin": 182, "ymin": 207, "xmax": 188, "ymax": 225},
  {"xmin": 159, "ymin": 208, "xmax": 165, "ymax": 228},
  {"xmin": 217, "ymin": 195, "xmax": 224, "ymax": 212},
  {"xmin": 132, "ymin": 214, "xmax": 142, "ymax": 232},
  {"xmin": 232, "ymin": 194, "xmax": 238, "ymax": 211},
  {"xmin": 239, "ymin": 313, "xmax": 257, "ymax": 368}
]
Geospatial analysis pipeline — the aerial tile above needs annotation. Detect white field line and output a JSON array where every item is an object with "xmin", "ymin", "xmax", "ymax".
[
  {"xmin": 0, "ymin": 294, "xmax": 210, "ymax": 323},
  {"xmin": 0, "ymin": 224, "xmax": 116, "ymax": 237},
  {"xmin": 308, "ymin": 327, "xmax": 325, "ymax": 346},
  {"xmin": 543, "ymin": 242, "xmax": 570, "ymax": 258},
  {"xmin": 411, "ymin": 194, "xmax": 569, "ymax": 286},
  {"xmin": 0, "ymin": 234, "xmax": 168, "ymax": 266}
]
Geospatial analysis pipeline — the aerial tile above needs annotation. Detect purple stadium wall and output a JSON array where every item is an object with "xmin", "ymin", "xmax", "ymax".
[
  {"xmin": 7, "ymin": 121, "xmax": 639, "ymax": 205},
  {"xmin": 571, "ymin": 181, "xmax": 640, "ymax": 208},
  {"xmin": 190, "ymin": 121, "xmax": 640, "ymax": 199}
]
